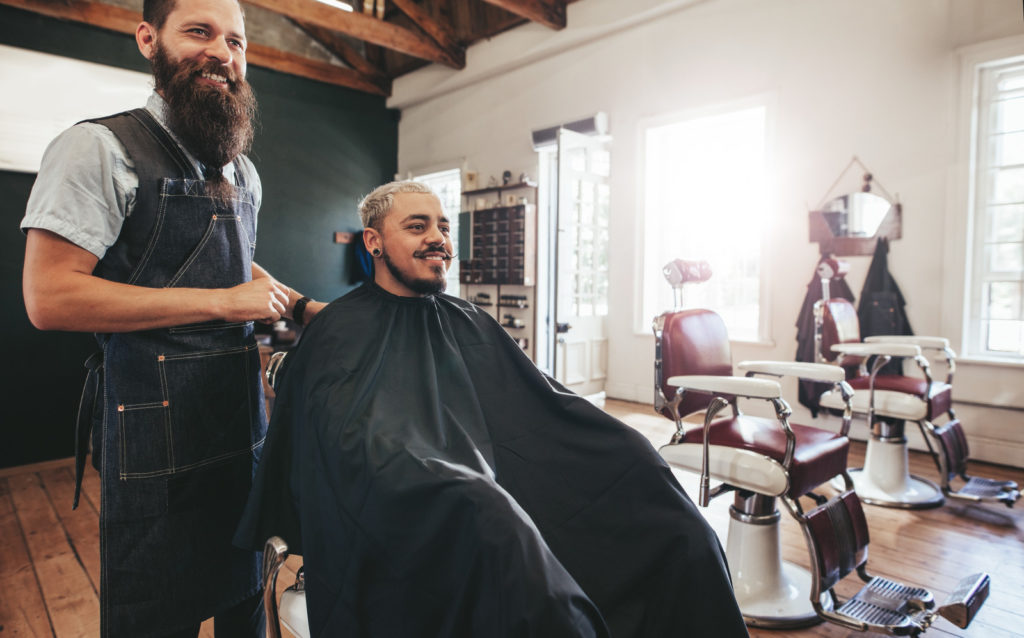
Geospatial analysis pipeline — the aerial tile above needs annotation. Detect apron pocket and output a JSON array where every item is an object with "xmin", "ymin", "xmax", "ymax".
[
  {"xmin": 118, "ymin": 401, "xmax": 172, "ymax": 477},
  {"xmin": 160, "ymin": 344, "xmax": 261, "ymax": 472}
]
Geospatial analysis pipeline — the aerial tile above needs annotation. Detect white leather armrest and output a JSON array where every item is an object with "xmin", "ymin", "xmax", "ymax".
[
  {"xmin": 736, "ymin": 360, "xmax": 844, "ymax": 384},
  {"xmin": 864, "ymin": 335, "xmax": 951, "ymax": 351},
  {"xmin": 666, "ymin": 375, "xmax": 781, "ymax": 399},
  {"xmin": 831, "ymin": 342, "xmax": 921, "ymax": 358}
]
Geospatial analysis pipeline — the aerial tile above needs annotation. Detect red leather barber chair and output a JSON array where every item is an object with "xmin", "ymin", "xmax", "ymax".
[
  {"xmin": 813, "ymin": 258, "xmax": 1019, "ymax": 509},
  {"xmin": 262, "ymin": 353, "xmax": 311, "ymax": 638},
  {"xmin": 653, "ymin": 260, "xmax": 990, "ymax": 634}
]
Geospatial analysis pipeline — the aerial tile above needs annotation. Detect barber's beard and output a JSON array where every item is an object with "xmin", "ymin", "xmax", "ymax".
[
  {"xmin": 151, "ymin": 42, "xmax": 257, "ymax": 200},
  {"xmin": 381, "ymin": 248, "xmax": 449, "ymax": 296}
]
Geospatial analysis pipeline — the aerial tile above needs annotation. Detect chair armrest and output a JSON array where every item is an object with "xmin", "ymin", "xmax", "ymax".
[
  {"xmin": 737, "ymin": 360, "xmax": 845, "ymax": 384},
  {"xmin": 831, "ymin": 342, "xmax": 922, "ymax": 358},
  {"xmin": 864, "ymin": 335, "xmax": 951, "ymax": 352},
  {"xmin": 666, "ymin": 374, "xmax": 781, "ymax": 399}
]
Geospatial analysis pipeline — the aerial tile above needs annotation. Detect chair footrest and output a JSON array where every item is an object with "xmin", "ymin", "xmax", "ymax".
[
  {"xmin": 948, "ymin": 476, "xmax": 1020, "ymax": 507},
  {"xmin": 835, "ymin": 577, "xmax": 934, "ymax": 633},
  {"xmin": 936, "ymin": 573, "xmax": 989, "ymax": 629}
]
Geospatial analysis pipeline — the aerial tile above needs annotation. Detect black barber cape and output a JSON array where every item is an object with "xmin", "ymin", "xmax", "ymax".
[{"xmin": 235, "ymin": 281, "xmax": 747, "ymax": 638}]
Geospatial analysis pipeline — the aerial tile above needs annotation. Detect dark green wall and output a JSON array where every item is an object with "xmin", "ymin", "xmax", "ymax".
[{"xmin": 1, "ymin": 5, "xmax": 398, "ymax": 468}]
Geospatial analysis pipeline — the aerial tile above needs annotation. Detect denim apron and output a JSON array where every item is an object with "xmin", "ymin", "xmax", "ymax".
[{"xmin": 73, "ymin": 109, "xmax": 266, "ymax": 637}]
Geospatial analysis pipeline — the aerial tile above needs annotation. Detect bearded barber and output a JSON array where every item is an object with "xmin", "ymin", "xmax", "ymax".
[{"xmin": 20, "ymin": 0, "xmax": 325, "ymax": 635}]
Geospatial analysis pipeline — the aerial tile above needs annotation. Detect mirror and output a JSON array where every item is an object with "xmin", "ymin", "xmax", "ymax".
[
  {"xmin": 819, "ymin": 192, "xmax": 893, "ymax": 238},
  {"xmin": 809, "ymin": 159, "xmax": 902, "ymax": 256}
]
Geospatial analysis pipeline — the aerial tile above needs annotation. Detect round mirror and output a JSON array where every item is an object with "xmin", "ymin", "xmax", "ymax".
[{"xmin": 819, "ymin": 192, "xmax": 893, "ymax": 238}]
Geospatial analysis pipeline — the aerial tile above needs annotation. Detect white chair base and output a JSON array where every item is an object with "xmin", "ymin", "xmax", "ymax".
[
  {"xmin": 280, "ymin": 589, "xmax": 310, "ymax": 638},
  {"xmin": 724, "ymin": 507, "xmax": 826, "ymax": 628},
  {"xmin": 830, "ymin": 436, "xmax": 944, "ymax": 509}
]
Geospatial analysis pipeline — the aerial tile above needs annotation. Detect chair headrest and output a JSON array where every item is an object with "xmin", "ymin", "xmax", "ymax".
[
  {"xmin": 816, "ymin": 257, "xmax": 850, "ymax": 281},
  {"xmin": 663, "ymin": 259, "xmax": 712, "ymax": 287}
]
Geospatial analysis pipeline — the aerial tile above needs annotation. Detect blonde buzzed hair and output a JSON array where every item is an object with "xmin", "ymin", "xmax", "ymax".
[{"xmin": 358, "ymin": 181, "xmax": 438, "ymax": 230}]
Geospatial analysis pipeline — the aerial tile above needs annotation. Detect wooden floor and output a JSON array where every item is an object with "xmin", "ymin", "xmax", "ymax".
[{"xmin": 1, "ymin": 399, "xmax": 1021, "ymax": 637}]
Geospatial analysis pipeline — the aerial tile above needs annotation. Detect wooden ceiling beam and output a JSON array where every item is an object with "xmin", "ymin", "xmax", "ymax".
[
  {"xmin": 247, "ymin": 43, "xmax": 388, "ymax": 95},
  {"xmin": 0, "ymin": 0, "xmax": 389, "ymax": 95},
  {"xmin": 389, "ymin": 0, "xmax": 461, "ymax": 53},
  {"xmin": 480, "ymin": 0, "xmax": 566, "ymax": 30},
  {"xmin": 0, "ymin": 0, "xmax": 139, "ymax": 35},
  {"xmin": 242, "ymin": 0, "xmax": 465, "ymax": 69},
  {"xmin": 291, "ymin": 19, "xmax": 389, "ymax": 87}
]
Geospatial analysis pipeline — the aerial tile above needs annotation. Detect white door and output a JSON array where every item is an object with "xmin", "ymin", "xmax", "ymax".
[{"xmin": 554, "ymin": 128, "xmax": 611, "ymax": 399}]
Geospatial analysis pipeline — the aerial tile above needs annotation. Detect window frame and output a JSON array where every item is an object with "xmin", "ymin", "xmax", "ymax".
[{"xmin": 954, "ymin": 35, "xmax": 1024, "ymax": 363}]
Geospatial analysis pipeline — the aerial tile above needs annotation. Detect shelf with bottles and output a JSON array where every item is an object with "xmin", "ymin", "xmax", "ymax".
[
  {"xmin": 500, "ymin": 314, "xmax": 526, "ymax": 330},
  {"xmin": 461, "ymin": 282, "xmax": 536, "ymax": 360},
  {"xmin": 497, "ymin": 294, "xmax": 529, "ymax": 309},
  {"xmin": 467, "ymin": 292, "xmax": 494, "ymax": 307}
]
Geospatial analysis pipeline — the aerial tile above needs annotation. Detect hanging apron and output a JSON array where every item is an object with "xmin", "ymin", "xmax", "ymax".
[{"xmin": 73, "ymin": 109, "xmax": 266, "ymax": 637}]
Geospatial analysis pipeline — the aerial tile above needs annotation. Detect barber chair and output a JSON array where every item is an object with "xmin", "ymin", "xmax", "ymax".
[
  {"xmin": 813, "ymin": 258, "xmax": 1019, "ymax": 509},
  {"xmin": 261, "ymin": 352, "xmax": 312, "ymax": 638},
  {"xmin": 653, "ymin": 259, "xmax": 991, "ymax": 633},
  {"xmin": 263, "ymin": 536, "xmax": 309, "ymax": 638}
]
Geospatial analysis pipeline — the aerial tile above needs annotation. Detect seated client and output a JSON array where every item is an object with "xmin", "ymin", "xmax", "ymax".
[{"xmin": 234, "ymin": 181, "xmax": 747, "ymax": 637}]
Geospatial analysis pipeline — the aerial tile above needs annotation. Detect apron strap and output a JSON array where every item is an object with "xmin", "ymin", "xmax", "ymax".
[{"xmin": 73, "ymin": 351, "xmax": 104, "ymax": 510}]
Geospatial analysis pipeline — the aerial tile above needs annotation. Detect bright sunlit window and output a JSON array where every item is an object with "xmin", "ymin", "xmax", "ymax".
[
  {"xmin": 640, "ymin": 102, "xmax": 770, "ymax": 341},
  {"xmin": 413, "ymin": 167, "xmax": 461, "ymax": 296},
  {"xmin": 967, "ymin": 55, "xmax": 1024, "ymax": 359}
]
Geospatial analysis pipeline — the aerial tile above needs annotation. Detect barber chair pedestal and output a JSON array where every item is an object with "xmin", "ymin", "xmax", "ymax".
[
  {"xmin": 723, "ymin": 494, "xmax": 829, "ymax": 628},
  {"xmin": 833, "ymin": 418, "xmax": 944, "ymax": 509}
]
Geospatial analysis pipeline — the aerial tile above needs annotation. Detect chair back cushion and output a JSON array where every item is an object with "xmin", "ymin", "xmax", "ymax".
[
  {"xmin": 821, "ymin": 299, "xmax": 861, "ymax": 361},
  {"xmin": 659, "ymin": 309, "xmax": 732, "ymax": 418}
]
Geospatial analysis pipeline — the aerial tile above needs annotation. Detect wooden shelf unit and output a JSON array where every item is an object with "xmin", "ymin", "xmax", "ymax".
[{"xmin": 458, "ymin": 181, "xmax": 539, "ymax": 360}]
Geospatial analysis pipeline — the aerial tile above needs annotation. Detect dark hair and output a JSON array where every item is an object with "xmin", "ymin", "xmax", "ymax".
[
  {"xmin": 143, "ymin": 0, "xmax": 243, "ymax": 29},
  {"xmin": 142, "ymin": 0, "xmax": 177, "ymax": 29}
]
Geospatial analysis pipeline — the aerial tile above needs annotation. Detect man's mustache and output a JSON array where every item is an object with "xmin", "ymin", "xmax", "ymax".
[
  {"xmin": 413, "ymin": 246, "xmax": 455, "ymax": 260},
  {"xmin": 194, "ymin": 59, "xmax": 240, "ymax": 88}
]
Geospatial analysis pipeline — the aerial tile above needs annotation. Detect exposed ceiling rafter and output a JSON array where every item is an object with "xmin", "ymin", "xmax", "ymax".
[
  {"xmin": 291, "ymin": 18, "xmax": 391, "ymax": 93},
  {"xmin": 389, "ymin": 0, "xmax": 462, "ymax": 54},
  {"xmin": 242, "ymin": 0, "xmax": 465, "ymax": 69},
  {"xmin": 480, "ymin": 0, "xmax": 566, "ymax": 30}
]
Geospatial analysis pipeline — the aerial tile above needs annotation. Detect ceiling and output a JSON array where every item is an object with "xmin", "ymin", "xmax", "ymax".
[{"xmin": 0, "ymin": 0, "xmax": 578, "ymax": 97}]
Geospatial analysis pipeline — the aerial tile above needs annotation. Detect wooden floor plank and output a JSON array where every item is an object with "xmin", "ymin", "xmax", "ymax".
[
  {"xmin": 7, "ymin": 472, "xmax": 99, "ymax": 637},
  {"xmin": 39, "ymin": 467, "xmax": 101, "ymax": 594},
  {"xmin": 79, "ymin": 456, "xmax": 102, "ymax": 514},
  {"xmin": 0, "ymin": 477, "xmax": 54, "ymax": 637}
]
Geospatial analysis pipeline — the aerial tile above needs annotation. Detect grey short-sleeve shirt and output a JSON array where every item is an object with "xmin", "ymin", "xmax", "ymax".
[{"xmin": 21, "ymin": 91, "xmax": 262, "ymax": 259}]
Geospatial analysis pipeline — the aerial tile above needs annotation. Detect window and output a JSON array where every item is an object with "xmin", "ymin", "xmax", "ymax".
[
  {"xmin": 640, "ymin": 102, "xmax": 770, "ymax": 341},
  {"xmin": 560, "ymin": 142, "xmax": 611, "ymax": 318},
  {"xmin": 412, "ymin": 168, "xmax": 461, "ymax": 296},
  {"xmin": 967, "ymin": 54, "xmax": 1024, "ymax": 359}
]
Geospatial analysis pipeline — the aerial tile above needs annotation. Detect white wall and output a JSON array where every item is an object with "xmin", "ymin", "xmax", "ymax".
[{"xmin": 393, "ymin": 0, "xmax": 1024, "ymax": 467}]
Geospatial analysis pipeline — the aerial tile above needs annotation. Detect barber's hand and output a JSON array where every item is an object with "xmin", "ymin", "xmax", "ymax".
[{"xmin": 223, "ymin": 278, "xmax": 289, "ymax": 323}]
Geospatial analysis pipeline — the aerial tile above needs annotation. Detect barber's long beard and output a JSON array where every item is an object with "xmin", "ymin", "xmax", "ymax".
[
  {"xmin": 151, "ymin": 42, "xmax": 257, "ymax": 196},
  {"xmin": 381, "ymin": 248, "xmax": 449, "ymax": 296}
]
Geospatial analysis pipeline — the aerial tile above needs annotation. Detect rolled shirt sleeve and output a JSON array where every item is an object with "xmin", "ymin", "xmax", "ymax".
[{"xmin": 21, "ymin": 123, "xmax": 137, "ymax": 259}]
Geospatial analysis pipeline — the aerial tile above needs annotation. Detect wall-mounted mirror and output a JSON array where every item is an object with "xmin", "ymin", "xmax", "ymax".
[{"xmin": 809, "ymin": 158, "xmax": 902, "ymax": 255}]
